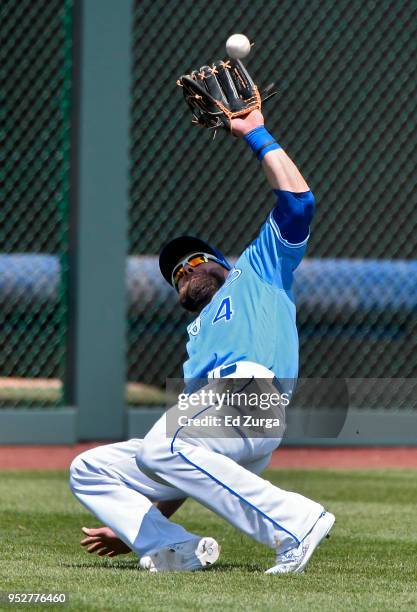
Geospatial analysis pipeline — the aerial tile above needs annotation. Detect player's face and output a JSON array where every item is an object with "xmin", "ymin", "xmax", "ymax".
[{"xmin": 177, "ymin": 261, "xmax": 228, "ymax": 313}]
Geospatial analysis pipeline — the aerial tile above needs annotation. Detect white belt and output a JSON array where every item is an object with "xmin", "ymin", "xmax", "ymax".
[{"xmin": 208, "ymin": 361, "xmax": 275, "ymax": 380}]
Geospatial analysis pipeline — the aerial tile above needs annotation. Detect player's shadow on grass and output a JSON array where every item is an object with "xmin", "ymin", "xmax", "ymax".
[
  {"xmin": 214, "ymin": 561, "xmax": 267, "ymax": 572},
  {"xmin": 62, "ymin": 560, "xmax": 266, "ymax": 572},
  {"xmin": 62, "ymin": 560, "xmax": 140, "ymax": 570}
]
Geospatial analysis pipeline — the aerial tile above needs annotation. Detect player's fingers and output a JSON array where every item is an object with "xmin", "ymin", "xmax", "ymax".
[
  {"xmin": 82, "ymin": 527, "xmax": 102, "ymax": 536},
  {"xmin": 86, "ymin": 541, "xmax": 107, "ymax": 553},
  {"xmin": 80, "ymin": 536, "xmax": 101, "ymax": 546},
  {"xmin": 97, "ymin": 547, "xmax": 111, "ymax": 556},
  {"xmin": 106, "ymin": 551, "xmax": 117, "ymax": 557}
]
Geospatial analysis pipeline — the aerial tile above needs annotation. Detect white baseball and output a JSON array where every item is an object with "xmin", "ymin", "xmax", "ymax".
[{"xmin": 225, "ymin": 34, "xmax": 251, "ymax": 59}]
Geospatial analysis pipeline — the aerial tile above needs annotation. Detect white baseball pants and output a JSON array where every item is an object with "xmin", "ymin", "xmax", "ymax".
[
  {"xmin": 69, "ymin": 437, "xmax": 272, "ymax": 557},
  {"xmin": 70, "ymin": 363, "xmax": 324, "ymax": 557}
]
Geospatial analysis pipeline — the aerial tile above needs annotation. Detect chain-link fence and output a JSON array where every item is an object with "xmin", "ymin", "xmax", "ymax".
[
  {"xmin": 129, "ymin": 0, "xmax": 417, "ymax": 390},
  {"xmin": 3, "ymin": 0, "xmax": 415, "ymax": 409},
  {"xmin": 1, "ymin": 0, "xmax": 72, "ymax": 406}
]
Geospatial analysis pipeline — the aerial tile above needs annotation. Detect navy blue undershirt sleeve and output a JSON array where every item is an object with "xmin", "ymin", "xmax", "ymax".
[{"xmin": 272, "ymin": 189, "xmax": 316, "ymax": 244}]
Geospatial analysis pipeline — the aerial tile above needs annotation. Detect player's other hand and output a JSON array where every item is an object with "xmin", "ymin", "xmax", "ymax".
[
  {"xmin": 231, "ymin": 110, "xmax": 264, "ymax": 138},
  {"xmin": 80, "ymin": 526, "xmax": 131, "ymax": 557}
]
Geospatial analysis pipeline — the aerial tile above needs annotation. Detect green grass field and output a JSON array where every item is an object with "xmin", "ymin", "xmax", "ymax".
[{"xmin": 1, "ymin": 469, "xmax": 416, "ymax": 611}]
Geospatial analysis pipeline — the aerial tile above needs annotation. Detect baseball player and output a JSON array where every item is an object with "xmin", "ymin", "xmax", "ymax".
[{"xmin": 70, "ymin": 60, "xmax": 335, "ymax": 573}]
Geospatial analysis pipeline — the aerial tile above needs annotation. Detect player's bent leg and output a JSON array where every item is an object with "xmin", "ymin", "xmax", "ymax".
[
  {"xmin": 236, "ymin": 441, "xmax": 336, "ymax": 572},
  {"xmin": 241, "ymin": 452, "xmax": 273, "ymax": 476},
  {"xmin": 69, "ymin": 440, "xmax": 184, "ymax": 502},
  {"xmin": 136, "ymin": 415, "xmax": 326, "ymax": 557},
  {"xmin": 69, "ymin": 440, "xmax": 213, "ymax": 565}
]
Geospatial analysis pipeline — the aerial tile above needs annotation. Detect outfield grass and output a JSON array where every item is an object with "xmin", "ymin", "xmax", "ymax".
[{"xmin": 1, "ymin": 469, "xmax": 416, "ymax": 611}]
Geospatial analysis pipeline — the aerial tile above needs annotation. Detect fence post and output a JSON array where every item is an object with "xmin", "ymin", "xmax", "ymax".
[{"xmin": 71, "ymin": 0, "xmax": 132, "ymax": 440}]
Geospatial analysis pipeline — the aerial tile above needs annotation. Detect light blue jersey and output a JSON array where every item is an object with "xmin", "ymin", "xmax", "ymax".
[{"xmin": 183, "ymin": 193, "xmax": 313, "ymax": 382}]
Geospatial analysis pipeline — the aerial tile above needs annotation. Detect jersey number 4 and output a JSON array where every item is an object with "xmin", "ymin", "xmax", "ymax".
[{"xmin": 212, "ymin": 297, "xmax": 233, "ymax": 324}]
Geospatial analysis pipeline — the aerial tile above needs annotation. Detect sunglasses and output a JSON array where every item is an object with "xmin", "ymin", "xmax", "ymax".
[{"xmin": 172, "ymin": 252, "xmax": 222, "ymax": 288}]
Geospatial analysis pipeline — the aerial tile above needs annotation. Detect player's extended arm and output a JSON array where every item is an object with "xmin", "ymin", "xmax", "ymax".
[{"xmin": 232, "ymin": 110, "xmax": 315, "ymax": 244}]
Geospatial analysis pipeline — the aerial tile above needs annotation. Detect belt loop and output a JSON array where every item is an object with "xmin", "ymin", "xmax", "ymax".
[{"xmin": 219, "ymin": 363, "xmax": 237, "ymax": 378}]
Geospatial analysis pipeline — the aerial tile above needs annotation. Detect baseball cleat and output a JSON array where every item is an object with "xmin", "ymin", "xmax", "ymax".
[
  {"xmin": 265, "ymin": 511, "xmax": 335, "ymax": 575},
  {"xmin": 139, "ymin": 536, "xmax": 220, "ymax": 572}
]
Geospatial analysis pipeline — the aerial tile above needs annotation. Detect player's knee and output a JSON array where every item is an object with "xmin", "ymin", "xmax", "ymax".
[
  {"xmin": 68, "ymin": 451, "xmax": 94, "ymax": 493},
  {"xmin": 69, "ymin": 454, "xmax": 84, "ymax": 492},
  {"xmin": 135, "ymin": 436, "xmax": 170, "ymax": 475},
  {"xmin": 135, "ymin": 440, "xmax": 156, "ymax": 473}
]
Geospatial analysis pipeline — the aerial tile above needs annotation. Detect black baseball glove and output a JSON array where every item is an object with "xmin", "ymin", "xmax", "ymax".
[{"xmin": 177, "ymin": 58, "xmax": 276, "ymax": 133}]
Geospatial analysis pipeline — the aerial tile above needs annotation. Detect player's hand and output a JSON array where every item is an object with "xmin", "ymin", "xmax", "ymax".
[
  {"xmin": 231, "ymin": 110, "xmax": 264, "ymax": 139},
  {"xmin": 80, "ymin": 526, "xmax": 131, "ymax": 557}
]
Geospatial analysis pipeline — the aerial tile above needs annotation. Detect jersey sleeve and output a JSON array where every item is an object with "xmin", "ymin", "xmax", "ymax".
[{"xmin": 241, "ymin": 190, "xmax": 315, "ymax": 289}]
